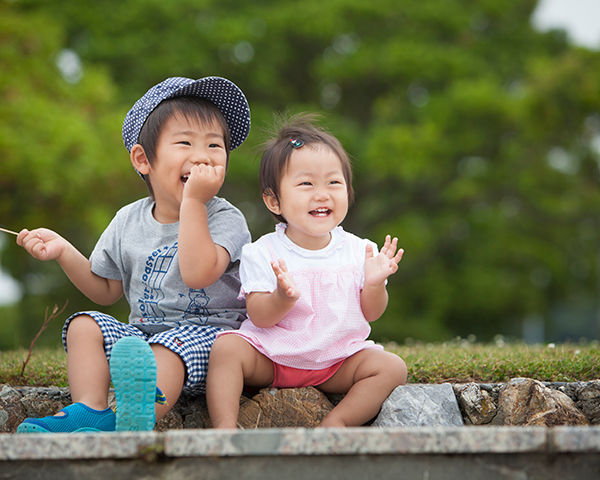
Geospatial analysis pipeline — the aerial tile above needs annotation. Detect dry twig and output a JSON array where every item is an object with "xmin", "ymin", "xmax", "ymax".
[{"xmin": 20, "ymin": 300, "xmax": 69, "ymax": 377}]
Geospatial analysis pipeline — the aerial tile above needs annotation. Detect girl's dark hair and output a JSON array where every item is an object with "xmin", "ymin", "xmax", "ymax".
[
  {"xmin": 137, "ymin": 96, "xmax": 231, "ymax": 198},
  {"xmin": 259, "ymin": 112, "xmax": 354, "ymax": 224}
]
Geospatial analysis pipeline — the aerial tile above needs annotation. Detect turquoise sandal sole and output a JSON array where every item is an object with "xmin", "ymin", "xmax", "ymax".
[{"xmin": 109, "ymin": 336, "xmax": 156, "ymax": 431}]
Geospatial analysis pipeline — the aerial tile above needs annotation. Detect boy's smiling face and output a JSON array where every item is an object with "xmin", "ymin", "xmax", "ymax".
[{"xmin": 137, "ymin": 113, "xmax": 228, "ymax": 224}]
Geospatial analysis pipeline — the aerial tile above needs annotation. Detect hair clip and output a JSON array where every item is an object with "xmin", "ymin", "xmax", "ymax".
[{"xmin": 289, "ymin": 138, "xmax": 304, "ymax": 149}]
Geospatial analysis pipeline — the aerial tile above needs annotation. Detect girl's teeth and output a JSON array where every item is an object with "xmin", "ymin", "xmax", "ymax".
[{"xmin": 313, "ymin": 208, "xmax": 329, "ymax": 216}]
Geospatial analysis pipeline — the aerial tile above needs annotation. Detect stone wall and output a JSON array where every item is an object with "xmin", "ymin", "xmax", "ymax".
[
  {"xmin": 1, "ymin": 377, "xmax": 599, "ymax": 433},
  {"xmin": 454, "ymin": 378, "xmax": 598, "ymax": 427}
]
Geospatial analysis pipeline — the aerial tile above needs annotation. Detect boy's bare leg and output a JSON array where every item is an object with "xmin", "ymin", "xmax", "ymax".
[
  {"xmin": 317, "ymin": 350, "xmax": 407, "ymax": 427},
  {"xmin": 206, "ymin": 335, "xmax": 274, "ymax": 429},
  {"xmin": 151, "ymin": 344, "xmax": 186, "ymax": 421},
  {"xmin": 67, "ymin": 318, "xmax": 185, "ymax": 421},
  {"xmin": 65, "ymin": 314, "xmax": 111, "ymax": 411}
]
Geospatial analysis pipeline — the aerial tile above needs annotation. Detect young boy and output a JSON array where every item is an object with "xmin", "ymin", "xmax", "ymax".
[{"xmin": 16, "ymin": 76, "xmax": 252, "ymax": 433}]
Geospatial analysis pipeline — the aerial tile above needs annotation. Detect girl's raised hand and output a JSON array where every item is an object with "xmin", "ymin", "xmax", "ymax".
[
  {"xmin": 364, "ymin": 235, "xmax": 404, "ymax": 288},
  {"xmin": 17, "ymin": 228, "xmax": 68, "ymax": 262},
  {"xmin": 271, "ymin": 258, "xmax": 301, "ymax": 303}
]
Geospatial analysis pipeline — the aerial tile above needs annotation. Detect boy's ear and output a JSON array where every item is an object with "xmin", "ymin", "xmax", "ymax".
[
  {"xmin": 262, "ymin": 190, "xmax": 281, "ymax": 215},
  {"xmin": 130, "ymin": 144, "xmax": 151, "ymax": 175}
]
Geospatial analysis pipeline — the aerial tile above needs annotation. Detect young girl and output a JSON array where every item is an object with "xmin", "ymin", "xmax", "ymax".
[{"xmin": 205, "ymin": 113, "xmax": 407, "ymax": 428}]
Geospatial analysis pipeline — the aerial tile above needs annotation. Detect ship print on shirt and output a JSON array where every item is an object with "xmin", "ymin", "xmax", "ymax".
[
  {"xmin": 137, "ymin": 242, "xmax": 214, "ymax": 325},
  {"xmin": 138, "ymin": 244, "xmax": 177, "ymax": 322}
]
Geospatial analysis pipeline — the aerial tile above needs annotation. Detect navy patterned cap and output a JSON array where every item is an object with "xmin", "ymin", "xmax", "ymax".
[{"xmin": 122, "ymin": 76, "xmax": 251, "ymax": 152}]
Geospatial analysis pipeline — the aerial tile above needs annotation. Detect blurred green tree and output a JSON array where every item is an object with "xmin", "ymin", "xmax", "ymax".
[
  {"xmin": 0, "ymin": 1, "xmax": 145, "ymax": 345},
  {"xmin": 3, "ymin": 0, "xmax": 600, "ymax": 345}
]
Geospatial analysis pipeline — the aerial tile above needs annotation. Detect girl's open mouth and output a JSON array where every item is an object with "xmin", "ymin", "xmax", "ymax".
[{"xmin": 310, "ymin": 208, "xmax": 331, "ymax": 217}]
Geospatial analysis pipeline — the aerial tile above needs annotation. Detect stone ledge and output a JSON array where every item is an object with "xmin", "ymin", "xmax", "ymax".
[
  {"xmin": 167, "ymin": 426, "xmax": 600, "ymax": 456},
  {"xmin": 164, "ymin": 426, "xmax": 550, "ymax": 457},
  {"xmin": 0, "ymin": 431, "xmax": 158, "ymax": 461},
  {"xmin": 0, "ymin": 426, "xmax": 599, "ymax": 461}
]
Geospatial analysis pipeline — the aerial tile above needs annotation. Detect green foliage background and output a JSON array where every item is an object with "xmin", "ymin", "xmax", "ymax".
[{"xmin": 1, "ymin": 0, "xmax": 600, "ymax": 347}]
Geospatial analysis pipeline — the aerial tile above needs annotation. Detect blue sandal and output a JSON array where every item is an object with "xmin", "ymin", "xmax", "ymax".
[
  {"xmin": 109, "ymin": 336, "xmax": 157, "ymax": 431},
  {"xmin": 16, "ymin": 403, "xmax": 116, "ymax": 434}
]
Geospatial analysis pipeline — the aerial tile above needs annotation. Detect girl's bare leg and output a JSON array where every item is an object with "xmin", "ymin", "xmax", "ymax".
[
  {"xmin": 66, "ymin": 314, "xmax": 111, "ymax": 411},
  {"xmin": 151, "ymin": 344, "xmax": 186, "ymax": 421},
  {"xmin": 317, "ymin": 350, "xmax": 407, "ymax": 427},
  {"xmin": 206, "ymin": 335, "xmax": 274, "ymax": 429}
]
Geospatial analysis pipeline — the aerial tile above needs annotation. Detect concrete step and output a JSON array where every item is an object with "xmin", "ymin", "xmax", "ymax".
[{"xmin": 1, "ymin": 426, "xmax": 599, "ymax": 479}]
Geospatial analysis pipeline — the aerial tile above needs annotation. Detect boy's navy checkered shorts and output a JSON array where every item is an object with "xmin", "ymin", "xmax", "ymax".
[{"xmin": 62, "ymin": 311, "xmax": 223, "ymax": 396}]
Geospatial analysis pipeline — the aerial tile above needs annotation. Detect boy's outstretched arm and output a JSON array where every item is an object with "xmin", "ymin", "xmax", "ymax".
[
  {"xmin": 245, "ymin": 258, "xmax": 300, "ymax": 328},
  {"xmin": 361, "ymin": 235, "xmax": 404, "ymax": 322},
  {"xmin": 17, "ymin": 228, "xmax": 123, "ymax": 305},
  {"xmin": 178, "ymin": 164, "xmax": 231, "ymax": 289}
]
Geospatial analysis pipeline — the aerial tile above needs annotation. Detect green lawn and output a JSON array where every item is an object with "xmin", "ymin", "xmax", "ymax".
[
  {"xmin": 0, "ymin": 347, "xmax": 69, "ymax": 387},
  {"xmin": 1, "ymin": 339, "xmax": 598, "ymax": 388},
  {"xmin": 389, "ymin": 338, "xmax": 600, "ymax": 384}
]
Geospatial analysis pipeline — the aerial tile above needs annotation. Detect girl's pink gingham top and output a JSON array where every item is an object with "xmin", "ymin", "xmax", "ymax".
[{"xmin": 218, "ymin": 224, "xmax": 383, "ymax": 370}]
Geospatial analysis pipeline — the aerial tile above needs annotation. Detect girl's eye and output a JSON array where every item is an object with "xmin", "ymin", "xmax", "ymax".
[
  {"xmin": 299, "ymin": 182, "xmax": 312, "ymax": 186},
  {"xmin": 209, "ymin": 143, "xmax": 223, "ymax": 148},
  {"xmin": 178, "ymin": 141, "xmax": 191, "ymax": 146}
]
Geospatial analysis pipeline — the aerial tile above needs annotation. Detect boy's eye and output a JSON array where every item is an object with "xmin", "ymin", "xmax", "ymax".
[
  {"xmin": 178, "ymin": 141, "xmax": 191, "ymax": 146},
  {"xmin": 299, "ymin": 181, "xmax": 312, "ymax": 186},
  {"xmin": 209, "ymin": 143, "xmax": 223, "ymax": 148}
]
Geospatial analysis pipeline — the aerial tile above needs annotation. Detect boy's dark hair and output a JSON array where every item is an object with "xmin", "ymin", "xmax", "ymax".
[
  {"xmin": 137, "ymin": 96, "xmax": 231, "ymax": 198},
  {"xmin": 259, "ymin": 113, "xmax": 354, "ymax": 224}
]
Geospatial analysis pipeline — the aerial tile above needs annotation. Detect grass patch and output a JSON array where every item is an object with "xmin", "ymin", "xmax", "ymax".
[
  {"xmin": 388, "ymin": 339, "xmax": 600, "ymax": 384},
  {"xmin": 0, "ymin": 347, "xmax": 68, "ymax": 388},
  {"xmin": 1, "ymin": 340, "xmax": 598, "ymax": 388}
]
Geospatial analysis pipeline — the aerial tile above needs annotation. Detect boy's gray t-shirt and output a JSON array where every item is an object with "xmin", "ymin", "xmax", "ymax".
[{"xmin": 90, "ymin": 196, "xmax": 251, "ymax": 333}]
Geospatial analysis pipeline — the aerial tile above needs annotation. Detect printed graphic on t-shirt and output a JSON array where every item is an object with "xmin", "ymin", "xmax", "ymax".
[
  {"xmin": 183, "ymin": 289, "xmax": 211, "ymax": 324},
  {"xmin": 138, "ymin": 244, "xmax": 177, "ymax": 322},
  {"xmin": 136, "ymin": 241, "xmax": 214, "ymax": 324}
]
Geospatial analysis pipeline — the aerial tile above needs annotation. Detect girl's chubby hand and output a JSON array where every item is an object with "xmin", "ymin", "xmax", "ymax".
[
  {"xmin": 364, "ymin": 235, "xmax": 404, "ymax": 288},
  {"xmin": 183, "ymin": 164, "xmax": 225, "ymax": 205},
  {"xmin": 17, "ymin": 228, "xmax": 68, "ymax": 262},
  {"xmin": 271, "ymin": 258, "xmax": 301, "ymax": 303}
]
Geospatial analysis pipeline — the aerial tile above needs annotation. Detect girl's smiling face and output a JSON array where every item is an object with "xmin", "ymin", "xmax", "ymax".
[{"xmin": 263, "ymin": 143, "xmax": 349, "ymax": 250}]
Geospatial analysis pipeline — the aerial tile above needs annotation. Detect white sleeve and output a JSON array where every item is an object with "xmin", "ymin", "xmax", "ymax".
[{"xmin": 238, "ymin": 240, "xmax": 278, "ymax": 297}]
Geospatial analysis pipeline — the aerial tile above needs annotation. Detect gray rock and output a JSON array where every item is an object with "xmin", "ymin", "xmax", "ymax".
[
  {"xmin": 455, "ymin": 383, "xmax": 497, "ymax": 425},
  {"xmin": 373, "ymin": 383, "xmax": 464, "ymax": 427},
  {"xmin": 0, "ymin": 386, "xmax": 27, "ymax": 433},
  {"xmin": 498, "ymin": 378, "xmax": 589, "ymax": 427},
  {"xmin": 18, "ymin": 387, "xmax": 71, "ymax": 418},
  {"xmin": 155, "ymin": 408, "xmax": 184, "ymax": 431},
  {"xmin": 575, "ymin": 380, "xmax": 600, "ymax": 425}
]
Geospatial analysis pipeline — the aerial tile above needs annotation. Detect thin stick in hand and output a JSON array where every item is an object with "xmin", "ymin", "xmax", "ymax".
[{"xmin": 0, "ymin": 227, "xmax": 18, "ymax": 236}]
